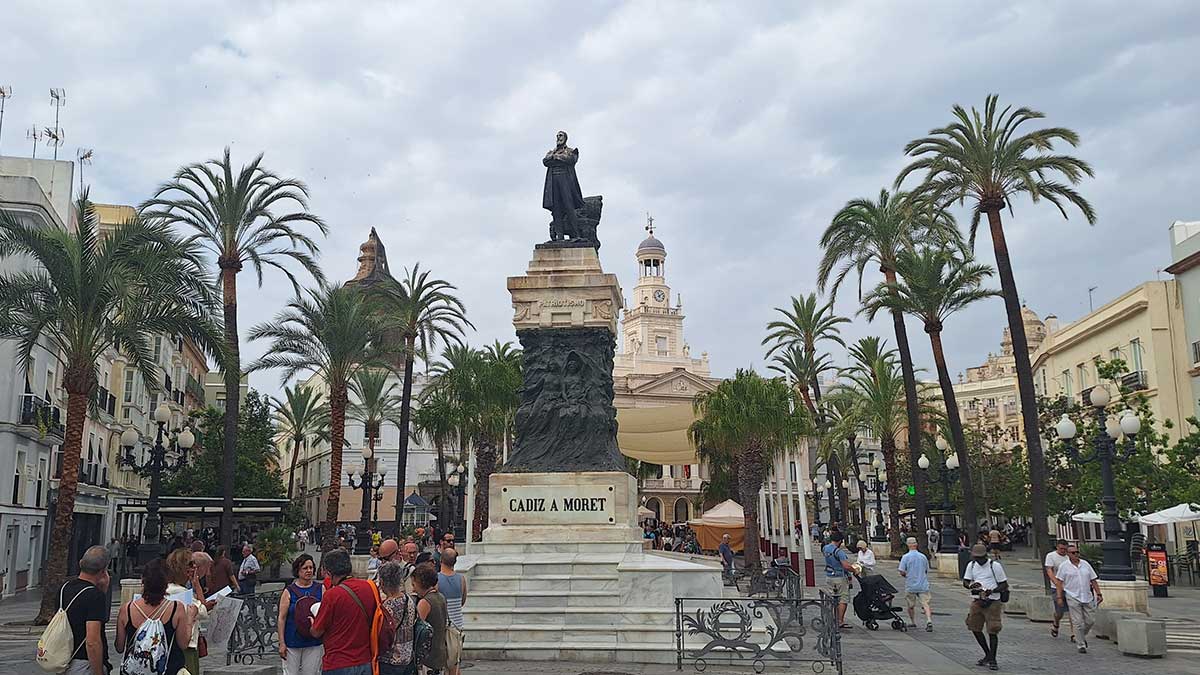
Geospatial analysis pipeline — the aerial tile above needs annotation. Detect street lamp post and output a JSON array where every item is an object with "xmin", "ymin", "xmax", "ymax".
[
  {"xmin": 861, "ymin": 456, "xmax": 888, "ymax": 542},
  {"xmin": 811, "ymin": 479, "xmax": 823, "ymax": 529},
  {"xmin": 824, "ymin": 479, "xmax": 838, "ymax": 529},
  {"xmin": 919, "ymin": 436, "xmax": 960, "ymax": 554},
  {"xmin": 120, "ymin": 403, "xmax": 194, "ymax": 567},
  {"xmin": 1054, "ymin": 386, "xmax": 1141, "ymax": 581},
  {"xmin": 347, "ymin": 446, "xmax": 385, "ymax": 555},
  {"xmin": 446, "ymin": 462, "xmax": 467, "ymax": 541}
]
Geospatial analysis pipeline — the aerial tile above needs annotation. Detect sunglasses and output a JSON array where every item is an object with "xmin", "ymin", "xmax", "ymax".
[{"xmin": 1068, "ymin": 551, "xmax": 1080, "ymax": 555}]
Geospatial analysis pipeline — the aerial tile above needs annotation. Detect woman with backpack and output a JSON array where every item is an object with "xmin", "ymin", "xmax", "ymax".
[
  {"xmin": 412, "ymin": 563, "xmax": 448, "ymax": 675},
  {"xmin": 276, "ymin": 553, "xmax": 324, "ymax": 675},
  {"xmin": 115, "ymin": 559, "xmax": 191, "ymax": 675},
  {"xmin": 376, "ymin": 561, "xmax": 428, "ymax": 675},
  {"xmin": 165, "ymin": 548, "xmax": 209, "ymax": 674}
]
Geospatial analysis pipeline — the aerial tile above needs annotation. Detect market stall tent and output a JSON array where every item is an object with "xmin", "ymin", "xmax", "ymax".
[
  {"xmin": 1138, "ymin": 503, "xmax": 1200, "ymax": 526},
  {"xmin": 687, "ymin": 499, "xmax": 745, "ymax": 552}
]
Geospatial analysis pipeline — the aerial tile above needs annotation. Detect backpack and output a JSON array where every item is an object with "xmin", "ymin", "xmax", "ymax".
[
  {"xmin": 35, "ymin": 584, "xmax": 89, "ymax": 672},
  {"xmin": 289, "ymin": 583, "xmax": 322, "ymax": 640},
  {"xmin": 120, "ymin": 602, "xmax": 175, "ymax": 675},
  {"xmin": 376, "ymin": 593, "xmax": 433, "ymax": 669}
]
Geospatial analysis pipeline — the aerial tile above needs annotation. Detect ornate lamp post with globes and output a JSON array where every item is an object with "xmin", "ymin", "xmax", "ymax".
[
  {"xmin": 1054, "ymin": 385, "xmax": 1141, "ymax": 581},
  {"xmin": 446, "ymin": 460, "xmax": 467, "ymax": 541},
  {"xmin": 119, "ymin": 402, "xmax": 195, "ymax": 566},
  {"xmin": 859, "ymin": 456, "xmax": 888, "ymax": 543},
  {"xmin": 919, "ymin": 435, "xmax": 960, "ymax": 554},
  {"xmin": 347, "ymin": 445, "xmax": 385, "ymax": 555}
]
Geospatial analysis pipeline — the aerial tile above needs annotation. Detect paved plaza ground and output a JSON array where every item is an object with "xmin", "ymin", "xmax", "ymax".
[{"xmin": 1, "ymin": 546, "xmax": 1196, "ymax": 674}]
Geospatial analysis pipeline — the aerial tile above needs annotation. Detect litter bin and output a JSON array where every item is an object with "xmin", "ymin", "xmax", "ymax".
[{"xmin": 958, "ymin": 550, "xmax": 972, "ymax": 579}]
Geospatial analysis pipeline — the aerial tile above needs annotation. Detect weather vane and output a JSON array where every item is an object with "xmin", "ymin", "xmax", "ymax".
[{"xmin": 645, "ymin": 212, "xmax": 655, "ymax": 237}]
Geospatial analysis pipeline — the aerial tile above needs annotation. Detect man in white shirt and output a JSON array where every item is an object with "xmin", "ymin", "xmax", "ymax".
[
  {"xmin": 926, "ymin": 526, "xmax": 940, "ymax": 553},
  {"xmin": 1043, "ymin": 539, "xmax": 1074, "ymax": 641},
  {"xmin": 963, "ymin": 544, "xmax": 1008, "ymax": 671},
  {"xmin": 1054, "ymin": 545, "xmax": 1102, "ymax": 653}
]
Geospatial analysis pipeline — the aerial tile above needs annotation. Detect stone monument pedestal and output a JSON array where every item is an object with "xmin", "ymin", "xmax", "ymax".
[{"xmin": 459, "ymin": 471, "xmax": 723, "ymax": 663}]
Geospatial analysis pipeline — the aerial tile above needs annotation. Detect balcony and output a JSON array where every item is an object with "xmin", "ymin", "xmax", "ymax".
[
  {"xmin": 641, "ymin": 477, "xmax": 702, "ymax": 492},
  {"xmin": 185, "ymin": 374, "xmax": 206, "ymax": 405},
  {"xmin": 1121, "ymin": 370, "xmax": 1148, "ymax": 391},
  {"xmin": 19, "ymin": 395, "xmax": 65, "ymax": 440},
  {"xmin": 94, "ymin": 387, "xmax": 117, "ymax": 417}
]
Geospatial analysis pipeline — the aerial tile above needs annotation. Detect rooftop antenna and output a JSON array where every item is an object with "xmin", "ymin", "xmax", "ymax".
[
  {"xmin": 48, "ymin": 89, "xmax": 66, "ymax": 161},
  {"xmin": 1087, "ymin": 286, "xmax": 1098, "ymax": 313},
  {"xmin": 27, "ymin": 125, "xmax": 42, "ymax": 158},
  {"xmin": 43, "ymin": 127, "xmax": 64, "ymax": 198},
  {"xmin": 0, "ymin": 86, "xmax": 12, "ymax": 154},
  {"xmin": 77, "ymin": 148, "xmax": 93, "ymax": 193}
]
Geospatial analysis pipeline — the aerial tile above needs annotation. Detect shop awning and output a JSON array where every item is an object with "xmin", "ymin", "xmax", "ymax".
[
  {"xmin": 1139, "ymin": 504, "xmax": 1200, "ymax": 526},
  {"xmin": 616, "ymin": 403, "xmax": 700, "ymax": 465}
]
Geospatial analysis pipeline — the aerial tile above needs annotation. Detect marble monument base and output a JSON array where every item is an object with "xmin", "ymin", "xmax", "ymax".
[{"xmin": 458, "ymin": 471, "xmax": 724, "ymax": 664}]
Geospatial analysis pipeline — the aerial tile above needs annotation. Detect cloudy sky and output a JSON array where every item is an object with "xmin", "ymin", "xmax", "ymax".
[{"xmin": 4, "ymin": 1, "xmax": 1198, "ymax": 394}]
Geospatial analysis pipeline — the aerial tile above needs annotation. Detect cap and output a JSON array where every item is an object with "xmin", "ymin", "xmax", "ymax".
[
  {"xmin": 971, "ymin": 543, "xmax": 988, "ymax": 556},
  {"xmin": 906, "ymin": 537, "xmax": 918, "ymax": 545}
]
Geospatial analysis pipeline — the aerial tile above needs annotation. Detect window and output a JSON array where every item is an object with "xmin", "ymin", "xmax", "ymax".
[
  {"xmin": 1130, "ymin": 338, "xmax": 1144, "ymax": 371},
  {"xmin": 1192, "ymin": 341, "xmax": 1200, "ymax": 366},
  {"xmin": 1077, "ymin": 364, "xmax": 1088, "ymax": 391},
  {"xmin": 1039, "ymin": 368, "xmax": 1048, "ymax": 395},
  {"xmin": 12, "ymin": 451, "xmax": 25, "ymax": 505},
  {"xmin": 123, "ymin": 369, "xmax": 135, "ymax": 403},
  {"xmin": 1062, "ymin": 370, "xmax": 1073, "ymax": 398},
  {"xmin": 655, "ymin": 336, "xmax": 668, "ymax": 356},
  {"xmin": 36, "ymin": 459, "xmax": 45, "ymax": 507},
  {"xmin": 153, "ymin": 336, "xmax": 162, "ymax": 362},
  {"xmin": 1110, "ymin": 347, "xmax": 1122, "ymax": 362}
]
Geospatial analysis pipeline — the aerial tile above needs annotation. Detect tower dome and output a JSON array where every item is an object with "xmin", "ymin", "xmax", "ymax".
[{"xmin": 637, "ymin": 232, "xmax": 665, "ymax": 254}]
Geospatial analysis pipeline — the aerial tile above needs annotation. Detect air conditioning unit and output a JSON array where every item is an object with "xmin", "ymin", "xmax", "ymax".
[{"xmin": 1121, "ymin": 370, "xmax": 1148, "ymax": 391}]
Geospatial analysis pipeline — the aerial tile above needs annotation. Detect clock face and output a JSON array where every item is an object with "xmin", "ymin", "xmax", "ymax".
[{"xmin": 654, "ymin": 290, "xmax": 666, "ymax": 302}]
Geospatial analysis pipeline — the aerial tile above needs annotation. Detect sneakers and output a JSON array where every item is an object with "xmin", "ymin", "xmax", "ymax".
[
  {"xmin": 908, "ymin": 622, "xmax": 918, "ymax": 628},
  {"xmin": 1078, "ymin": 640, "xmax": 1088, "ymax": 654},
  {"xmin": 926, "ymin": 621, "xmax": 934, "ymax": 632},
  {"xmin": 977, "ymin": 657, "xmax": 991, "ymax": 667}
]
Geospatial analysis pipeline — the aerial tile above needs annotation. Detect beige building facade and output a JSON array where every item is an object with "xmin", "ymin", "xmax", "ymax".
[{"xmin": 613, "ymin": 224, "xmax": 720, "ymax": 524}]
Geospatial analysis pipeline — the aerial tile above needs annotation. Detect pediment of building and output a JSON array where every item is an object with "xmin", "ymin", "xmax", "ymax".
[{"xmin": 626, "ymin": 369, "xmax": 718, "ymax": 397}]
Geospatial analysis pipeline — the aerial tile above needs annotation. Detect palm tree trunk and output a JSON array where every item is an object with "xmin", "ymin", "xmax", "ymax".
[
  {"xmin": 984, "ymin": 208, "xmax": 1048, "ymax": 558},
  {"xmin": 393, "ymin": 338, "xmax": 416, "ymax": 532},
  {"xmin": 881, "ymin": 436, "xmax": 904, "ymax": 556},
  {"xmin": 287, "ymin": 437, "xmax": 301, "ymax": 501},
  {"xmin": 35, "ymin": 382, "xmax": 89, "ymax": 623},
  {"xmin": 219, "ymin": 264, "xmax": 240, "ymax": 550},
  {"xmin": 737, "ymin": 445, "xmax": 767, "ymax": 579},
  {"xmin": 323, "ymin": 384, "xmax": 348, "ymax": 551},
  {"xmin": 435, "ymin": 440, "xmax": 450, "ymax": 536},
  {"xmin": 472, "ymin": 442, "xmax": 497, "ymax": 541},
  {"xmin": 885, "ymin": 268, "xmax": 929, "ymax": 550},
  {"xmin": 928, "ymin": 330, "xmax": 978, "ymax": 541}
]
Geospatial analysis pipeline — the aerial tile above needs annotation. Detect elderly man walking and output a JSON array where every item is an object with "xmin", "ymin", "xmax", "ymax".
[
  {"xmin": 718, "ymin": 534, "xmax": 735, "ymax": 579},
  {"xmin": 1055, "ymin": 544, "xmax": 1102, "ymax": 654},
  {"xmin": 898, "ymin": 537, "xmax": 933, "ymax": 632}
]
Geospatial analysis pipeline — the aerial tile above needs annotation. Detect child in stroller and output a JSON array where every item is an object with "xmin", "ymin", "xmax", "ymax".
[{"xmin": 852, "ymin": 572, "xmax": 908, "ymax": 631}]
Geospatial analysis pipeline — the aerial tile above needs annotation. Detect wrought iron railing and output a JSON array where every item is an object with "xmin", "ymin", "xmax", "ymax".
[
  {"xmin": 226, "ymin": 589, "xmax": 283, "ymax": 666},
  {"xmin": 675, "ymin": 591, "xmax": 842, "ymax": 673}
]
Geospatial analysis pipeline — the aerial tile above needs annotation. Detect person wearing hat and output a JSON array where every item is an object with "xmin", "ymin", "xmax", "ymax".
[{"xmin": 962, "ymin": 543, "xmax": 1008, "ymax": 671}]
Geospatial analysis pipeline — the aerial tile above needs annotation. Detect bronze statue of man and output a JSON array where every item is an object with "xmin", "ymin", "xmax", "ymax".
[{"xmin": 542, "ymin": 130, "xmax": 584, "ymax": 241}]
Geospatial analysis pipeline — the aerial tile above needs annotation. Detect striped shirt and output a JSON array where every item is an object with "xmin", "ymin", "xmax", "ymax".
[{"xmin": 437, "ymin": 571, "xmax": 465, "ymax": 628}]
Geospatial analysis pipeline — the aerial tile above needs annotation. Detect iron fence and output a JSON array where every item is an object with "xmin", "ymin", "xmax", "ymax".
[
  {"xmin": 226, "ymin": 589, "xmax": 282, "ymax": 666},
  {"xmin": 675, "ymin": 591, "xmax": 842, "ymax": 673}
]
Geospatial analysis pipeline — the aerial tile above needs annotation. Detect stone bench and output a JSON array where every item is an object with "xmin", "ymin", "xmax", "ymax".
[
  {"xmin": 1001, "ymin": 592, "xmax": 1026, "ymax": 615},
  {"xmin": 1024, "ymin": 594, "xmax": 1056, "ymax": 622},
  {"xmin": 1115, "ymin": 618, "xmax": 1166, "ymax": 657},
  {"xmin": 1093, "ymin": 609, "xmax": 1145, "ymax": 641}
]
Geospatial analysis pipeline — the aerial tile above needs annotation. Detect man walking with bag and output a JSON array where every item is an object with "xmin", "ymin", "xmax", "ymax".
[
  {"xmin": 963, "ymin": 544, "xmax": 1008, "ymax": 671},
  {"xmin": 1054, "ymin": 544, "xmax": 1102, "ymax": 654}
]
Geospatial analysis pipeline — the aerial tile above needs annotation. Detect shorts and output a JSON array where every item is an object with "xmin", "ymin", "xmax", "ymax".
[
  {"xmin": 1053, "ymin": 594, "xmax": 1069, "ymax": 618},
  {"xmin": 965, "ymin": 599, "xmax": 1004, "ymax": 634},
  {"xmin": 905, "ymin": 591, "xmax": 931, "ymax": 612},
  {"xmin": 824, "ymin": 576, "xmax": 851, "ymax": 603}
]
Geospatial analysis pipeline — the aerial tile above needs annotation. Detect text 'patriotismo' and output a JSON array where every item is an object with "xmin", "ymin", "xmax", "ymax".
[{"xmin": 498, "ymin": 484, "xmax": 617, "ymax": 525}]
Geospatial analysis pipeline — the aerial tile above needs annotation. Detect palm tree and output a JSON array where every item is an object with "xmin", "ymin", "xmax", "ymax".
[
  {"xmin": 411, "ymin": 388, "xmax": 460, "ymax": 531},
  {"xmin": 348, "ymin": 369, "xmax": 405, "ymax": 468},
  {"xmin": 834, "ymin": 343, "xmax": 909, "ymax": 554},
  {"xmin": 372, "ymin": 265, "xmax": 471, "ymax": 531},
  {"xmin": 247, "ymin": 284, "xmax": 386, "ymax": 550},
  {"xmin": 897, "ymin": 95, "xmax": 1096, "ymax": 556},
  {"xmin": 273, "ymin": 384, "xmax": 330, "ymax": 501},
  {"xmin": 689, "ymin": 370, "xmax": 808, "ymax": 579},
  {"xmin": 820, "ymin": 189, "xmax": 961, "ymax": 550},
  {"xmin": 141, "ymin": 148, "xmax": 328, "ymax": 548},
  {"xmin": 0, "ymin": 195, "xmax": 222, "ymax": 622},
  {"xmin": 814, "ymin": 392, "xmax": 861, "ymax": 531},
  {"xmin": 862, "ymin": 248, "xmax": 1000, "ymax": 541},
  {"xmin": 762, "ymin": 293, "xmax": 848, "ymax": 409}
]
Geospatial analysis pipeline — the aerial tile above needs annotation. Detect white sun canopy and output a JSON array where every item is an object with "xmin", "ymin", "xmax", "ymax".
[
  {"xmin": 616, "ymin": 403, "xmax": 700, "ymax": 465},
  {"xmin": 1138, "ymin": 503, "xmax": 1200, "ymax": 526}
]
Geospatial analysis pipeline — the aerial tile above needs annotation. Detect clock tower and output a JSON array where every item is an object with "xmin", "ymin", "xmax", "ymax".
[{"xmin": 614, "ymin": 216, "xmax": 709, "ymax": 378}]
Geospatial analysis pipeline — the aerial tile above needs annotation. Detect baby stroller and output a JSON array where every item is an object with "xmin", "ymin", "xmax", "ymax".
[{"xmin": 852, "ymin": 573, "xmax": 908, "ymax": 631}]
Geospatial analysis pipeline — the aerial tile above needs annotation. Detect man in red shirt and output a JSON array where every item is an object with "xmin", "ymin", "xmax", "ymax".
[{"xmin": 311, "ymin": 548, "xmax": 379, "ymax": 675}]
